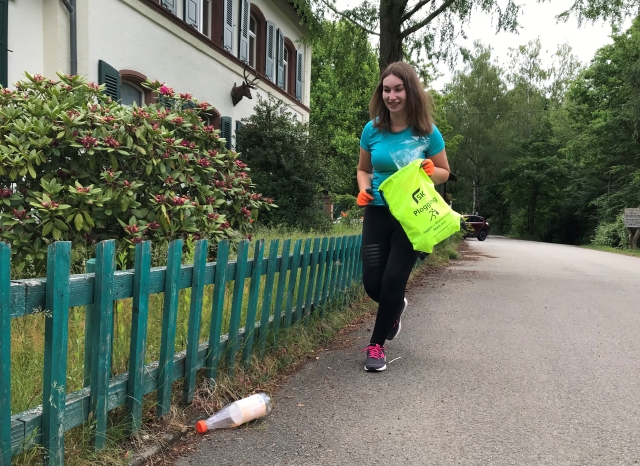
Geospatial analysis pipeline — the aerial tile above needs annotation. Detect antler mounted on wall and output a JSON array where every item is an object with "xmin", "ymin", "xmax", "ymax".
[{"xmin": 231, "ymin": 64, "xmax": 261, "ymax": 106}]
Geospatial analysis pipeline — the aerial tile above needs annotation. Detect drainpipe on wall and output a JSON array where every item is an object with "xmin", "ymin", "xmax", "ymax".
[{"xmin": 59, "ymin": 0, "xmax": 77, "ymax": 75}]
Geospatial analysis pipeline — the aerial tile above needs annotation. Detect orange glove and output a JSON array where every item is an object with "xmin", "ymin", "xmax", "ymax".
[
  {"xmin": 357, "ymin": 188, "xmax": 374, "ymax": 206},
  {"xmin": 421, "ymin": 158, "xmax": 435, "ymax": 176}
]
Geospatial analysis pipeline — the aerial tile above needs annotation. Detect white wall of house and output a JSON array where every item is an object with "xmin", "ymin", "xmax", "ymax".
[
  {"xmin": 6, "ymin": 0, "xmax": 310, "ymax": 135},
  {"xmin": 7, "ymin": 0, "xmax": 44, "ymax": 85}
]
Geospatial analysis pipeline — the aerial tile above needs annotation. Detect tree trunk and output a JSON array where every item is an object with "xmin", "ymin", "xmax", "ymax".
[
  {"xmin": 472, "ymin": 179, "xmax": 477, "ymax": 214},
  {"xmin": 378, "ymin": 0, "xmax": 406, "ymax": 73}
]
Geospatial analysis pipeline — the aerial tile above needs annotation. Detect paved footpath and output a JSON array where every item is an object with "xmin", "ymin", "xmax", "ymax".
[{"xmin": 175, "ymin": 237, "xmax": 640, "ymax": 466}]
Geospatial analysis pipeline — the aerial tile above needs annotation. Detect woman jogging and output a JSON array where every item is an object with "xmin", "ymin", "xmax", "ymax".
[{"xmin": 357, "ymin": 61, "xmax": 451, "ymax": 372}]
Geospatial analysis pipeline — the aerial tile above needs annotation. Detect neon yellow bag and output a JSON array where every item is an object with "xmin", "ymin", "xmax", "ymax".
[{"xmin": 378, "ymin": 158, "xmax": 461, "ymax": 253}]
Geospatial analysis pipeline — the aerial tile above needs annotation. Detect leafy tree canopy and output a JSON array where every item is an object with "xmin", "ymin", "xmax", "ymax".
[
  {"xmin": 563, "ymin": 16, "xmax": 640, "ymax": 223},
  {"xmin": 442, "ymin": 17, "xmax": 640, "ymax": 245},
  {"xmin": 555, "ymin": 0, "xmax": 640, "ymax": 25},
  {"xmin": 292, "ymin": 0, "xmax": 522, "ymax": 73},
  {"xmin": 444, "ymin": 42, "xmax": 510, "ymax": 214},
  {"xmin": 310, "ymin": 19, "xmax": 379, "ymax": 195}
]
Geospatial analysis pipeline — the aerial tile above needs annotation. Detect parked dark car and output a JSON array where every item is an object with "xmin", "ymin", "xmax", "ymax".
[{"xmin": 462, "ymin": 215, "xmax": 490, "ymax": 241}]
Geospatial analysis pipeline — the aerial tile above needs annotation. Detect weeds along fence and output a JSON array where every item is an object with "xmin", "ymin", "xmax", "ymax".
[{"xmin": 0, "ymin": 234, "xmax": 363, "ymax": 465}]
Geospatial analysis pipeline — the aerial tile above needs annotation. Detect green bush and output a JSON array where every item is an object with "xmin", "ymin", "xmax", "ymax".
[
  {"xmin": 236, "ymin": 96, "xmax": 332, "ymax": 232},
  {"xmin": 591, "ymin": 213, "xmax": 630, "ymax": 249},
  {"xmin": 0, "ymin": 73, "xmax": 273, "ymax": 273}
]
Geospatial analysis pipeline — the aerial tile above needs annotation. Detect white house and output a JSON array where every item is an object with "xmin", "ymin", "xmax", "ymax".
[{"xmin": 2, "ymin": 0, "xmax": 311, "ymax": 146}]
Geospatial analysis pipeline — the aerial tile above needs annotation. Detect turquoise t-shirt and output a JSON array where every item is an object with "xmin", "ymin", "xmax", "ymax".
[{"xmin": 360, "ymin": 120, "xmax": 445, "ymax": 206}]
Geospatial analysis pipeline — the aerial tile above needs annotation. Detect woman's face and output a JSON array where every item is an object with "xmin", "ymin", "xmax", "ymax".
[{"xmin": 382, "ymin": 74, "xmax": 406, "ymax": 116}]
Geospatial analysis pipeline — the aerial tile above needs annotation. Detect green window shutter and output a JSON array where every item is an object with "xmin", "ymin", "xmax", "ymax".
[
  {"xmin": 221, "ymin": 116, "xmax": 232, "ymax": 150},
  {"xmin": 276, "ymin": 28, "xmax": 284, "ymax": 89},
  {"xmin": 238, "ymin": 0, "xmax": 250, "ymax": 63},
  {"xmin": 235, "ymin": 121, "xmax": 244, "ymax": 149},
  {"xmin": 0, "ymin": 0, "xmax": 7, "ymax": 88},
  {"xmin": 265, "ymin": 21, "xmax": 275, "ymax": 81},
  {"xmin": 98, "ymin": 60, "xmax": 121, "ymax": 101},
  {"xmin": 161, "ymin": 0, "xmax": 177, "ymax": 14},
  {"xmin": 223, "ymin": 0, "xmax": 233, "ymax": 52},
  {"xmin": 295, "ymin": 49, "xmax": 303, "ymax": 101},
  {"xmin": 184, "ymin": 0, "xmax": 199, "ymax": 29}
]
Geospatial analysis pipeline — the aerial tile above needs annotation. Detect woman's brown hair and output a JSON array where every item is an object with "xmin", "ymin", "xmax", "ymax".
[{"xmin": 369, "ymin": 61, "xmax": 434, "ymax": 136}]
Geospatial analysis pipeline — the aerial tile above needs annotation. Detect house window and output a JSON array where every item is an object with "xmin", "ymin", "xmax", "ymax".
[
  {"xmin": 159, "ymin": 0, "xmax": 201, "ymax": 32},
  {"xmin": 284, "ymin": 38, "xmax": 296, "ymax": 95},
  {"xmin": 249, "ymin": 15, "xmax": 257, "ymax": 69},
  {"xmin": 121, "ymin": 82, "xmax": 144, "ymax": 106},
  {"xmin": 202, "ymin": 108, "xmax": 221, "ymax": 129},
  {"xmin": 119, "ymin": 69, "xmax": 156, "ymax": 105},
  {"xmin": 283, "ymin": 48, "xmax": 288, "ymax": 92},
  {"xmin": 202, "ymin": 0, "xmax": 212, "ymax": 37},
  {"xmin": 250, "ymin": 4, "xmax": 267, "ymax": 77}
]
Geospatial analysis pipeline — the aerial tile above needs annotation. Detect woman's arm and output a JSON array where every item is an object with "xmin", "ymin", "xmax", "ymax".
[
  {"xmin": 357, "ymin": 147, "xmax": 374, "ymax": 191},
  {"xmin": 428, "ymin": 149, "xmax": 450, "ymax": 185}
]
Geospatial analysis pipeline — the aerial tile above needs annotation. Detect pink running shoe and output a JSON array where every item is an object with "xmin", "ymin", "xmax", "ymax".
[{"xmin": 362, "ymin": 344, "xmax": 387, "ymax": 372}]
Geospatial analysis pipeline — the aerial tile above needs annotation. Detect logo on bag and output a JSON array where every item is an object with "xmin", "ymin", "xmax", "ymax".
[
  {"xmin": 413, "ymin": 197, "xmax": 438, "ymax": 217},
  {"xmin": 412, "ymin": 188, "xmax": 425, "ymax": 204}
]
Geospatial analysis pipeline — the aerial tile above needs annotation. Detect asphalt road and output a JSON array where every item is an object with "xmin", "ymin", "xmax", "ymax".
[{"xmin": 175, "ymin": 237, "xmax": 640, "ymax": 466}]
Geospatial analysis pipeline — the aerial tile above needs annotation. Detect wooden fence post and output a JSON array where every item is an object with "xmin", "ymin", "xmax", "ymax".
[
  {"xmin": 127, "ymin": 240, "xmax": 152, "ymax": 433},
  {"xmin": 320, "ymin": 237, "xmax": 336, "ymax": 314},
  {"xmin": 242, "ymin": 240, "xmax": 265, "ymax": 367},
  {"xmin": 257, "ymin": 240, "xmax": 279, "ymax": 358},
  {"xmin": 83, "ymin": 258, "xmax": 95, "ymax": 388},
  {"xmin": 90, "ymin": 239, "xmax": 116, "ymax": 450},
  {"xmin": 352, "ymin": 235, "xmax": 362, "ymax": 284},
  {"xmin": 354, "ymin": 236, "xmax": 362, "ymax": 280},
  {"xmin": 272, "ymin": 239, "xmax": 290, "ymax": 340},
  {"xmin": 41, "ymin": 241, "xmax": 71, "ymax": 466},
  {"xmin": 327, "ymin": 237, "xmax": 342, "ymax": 305},
  {"xmin": 0, "ymin": 243, "xmax": 11, "ymax": 465},
  {"xmin": 285, "ymin": 239, "xmax": 302, "ymax": 328},
  {"xmin": 351, "ymin": 235, "xmax": 360, "ymax": 284},
  {"xmin": 295, "ymin": 239, "xmax": 312, "ymax": 323},
  {"xmin": 227, "ymin": 240, "xmax": 249, "ymax": 375},
  {"xmin": 157, "ymin": 239, "xmax": 183, "ymax": 417},
  {"xmin": 303, "ymin": 238, "xmax": 321, "ymax": 325},
  {"xmin": 337, "ymin": 236, "xmax": 350, "ymax": 293},
  {"xmin": 313, "ymin": 237, "xmax": 329, "ymax": 312},
  {"xmin": 206, "ymin": 239, "xmax": 230, "ymax": 382},
  {"xmin": 183, "ymin": 239, "xmax": 208, "ymax": 405},
  {"xmin": 344, "ymin": 236, "xmax": 355, "ymax": 291}
]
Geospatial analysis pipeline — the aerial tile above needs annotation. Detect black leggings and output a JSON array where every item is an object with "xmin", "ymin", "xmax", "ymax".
[{"xmin": 361, "ymin": 205, "xmax": 419, "ymax": 346}]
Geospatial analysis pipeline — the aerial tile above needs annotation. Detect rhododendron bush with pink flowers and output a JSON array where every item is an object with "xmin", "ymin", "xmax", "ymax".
[{"xmin": 0, "ymin": 72, "xmax": 274, "ymax": 274}]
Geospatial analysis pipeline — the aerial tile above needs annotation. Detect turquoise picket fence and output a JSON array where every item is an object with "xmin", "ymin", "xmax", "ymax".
[{"xmin": 0, "ymin": 234, "xmax": 363, "ymax": 465}]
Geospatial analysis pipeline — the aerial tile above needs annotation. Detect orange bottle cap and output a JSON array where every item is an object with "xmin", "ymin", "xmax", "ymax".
[{"xmin": 195, "ymin": 420, "xmax": 208, "ymax": 434}]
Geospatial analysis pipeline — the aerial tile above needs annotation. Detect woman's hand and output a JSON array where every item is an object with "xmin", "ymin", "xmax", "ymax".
[
  {"xmin": 421, "ymin": 158, "xmax": 435, "ymax": 176},
  {"xmin": 357, "ymin": 188, "xmax": 374, "ymax": 206}
]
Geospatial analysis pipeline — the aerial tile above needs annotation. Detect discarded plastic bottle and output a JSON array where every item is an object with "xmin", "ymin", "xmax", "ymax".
[{"xmin": 195, "ymin": 393, "xmax": 272, "ymax": 433}]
